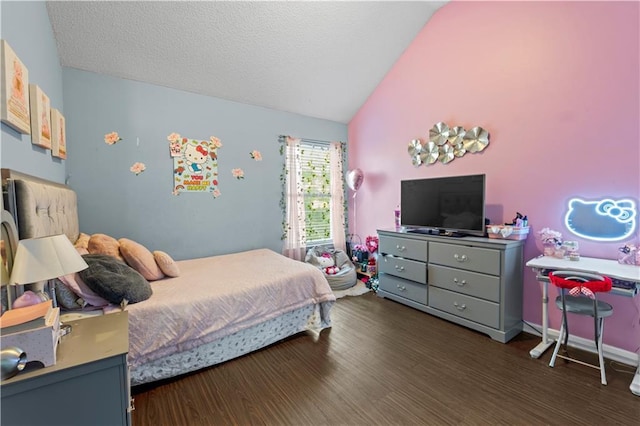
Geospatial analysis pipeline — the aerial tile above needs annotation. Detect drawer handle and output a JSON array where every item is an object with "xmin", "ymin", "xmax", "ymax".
[
  {"xmin": 396, "ymin": 244, "xmax": 406, "ymax": 252},
  {"xmin": 453, "ymin": 278, "xmax": 467, "ymax": 286},
  {"xmin": 394, "ymin": 265, "xmax": 405, "ymax": 272},
  {"xmin": 396, "ymin": 284, "xmax": 407, "ymax": 291},
  {"xmin": 453, "ymin": 302, "xmax": 467, "ymax": 311},
  {"xmin": 453, "ymin": 253, "xmax": 468, "ymax": 262}
]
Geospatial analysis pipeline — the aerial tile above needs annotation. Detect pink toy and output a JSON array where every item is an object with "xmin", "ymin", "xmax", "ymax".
[{"xmin": 12, "ymin": 290, "xmax": 47, "ymax": 309}]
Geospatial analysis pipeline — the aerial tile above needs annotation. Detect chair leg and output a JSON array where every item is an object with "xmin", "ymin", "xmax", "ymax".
[
  {"xmin": 597, "ymin": 317, "xmax": 607, "ymax": 385},
  {"xmin": 549, "ymin": 319, "xmax": 565, "ymax": 367}
]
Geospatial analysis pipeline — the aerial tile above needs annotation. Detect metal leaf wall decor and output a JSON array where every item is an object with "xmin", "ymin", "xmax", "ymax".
[{"xmin": 408, "ymin": 122, "xmax": 490, "ymax": 167}]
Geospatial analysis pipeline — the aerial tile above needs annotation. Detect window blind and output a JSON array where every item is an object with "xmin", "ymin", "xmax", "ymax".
[{"xmin": 300, "ymin": 141, "xmax": 331, "ymax": 243}]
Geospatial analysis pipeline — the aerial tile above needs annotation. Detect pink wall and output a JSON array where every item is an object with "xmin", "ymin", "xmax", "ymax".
[{"xmin": 348, "ymin": 1, "xmax": 639, "ymax": 353}]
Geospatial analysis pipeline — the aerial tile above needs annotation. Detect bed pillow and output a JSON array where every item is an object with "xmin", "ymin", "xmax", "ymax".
[
  {"xmin": 119, "ymin": 238, "xmax": 165, "ymax": 281},
  {"xmin": 58, "ymin": 273, "xmax": 110, "ymax": 308},
  {"xmin": 54, "ymin": 278, "xmax": 84, "ymax": 310},
  {"xmin": 88, "ymin": 233, "xmax": 123, "ymax": 260},
  {"xmin": 153, "ymin": 251, "xmax": 180, "ymax": 278},
  {"xmin": 74, "ymin": 232, "xmax": 91, "ymax": 250},
  {"xmin": 79, "ymin": 254, "xmax": 152, "ymax": 304}
]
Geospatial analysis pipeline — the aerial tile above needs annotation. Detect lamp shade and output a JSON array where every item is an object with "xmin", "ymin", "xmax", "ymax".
[{"xmin": 9, "ymin": 234, "xmax": 88, "ymax": 285}]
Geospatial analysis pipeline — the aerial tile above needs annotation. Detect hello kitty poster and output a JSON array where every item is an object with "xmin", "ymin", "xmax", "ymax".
[{"xmin": 169, "ymin": 133, "xmax": 222, "ymax": 196}]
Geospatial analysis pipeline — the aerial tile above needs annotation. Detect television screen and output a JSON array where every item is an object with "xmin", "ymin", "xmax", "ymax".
[{"xmin": 401, "ymin": 174, "xmax": 486, "ymax": 237}]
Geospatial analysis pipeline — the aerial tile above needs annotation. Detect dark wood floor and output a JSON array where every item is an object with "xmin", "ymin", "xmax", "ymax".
[{"xmin": 132, "ymin": 292, "xmax": 639, "ymax": 425}]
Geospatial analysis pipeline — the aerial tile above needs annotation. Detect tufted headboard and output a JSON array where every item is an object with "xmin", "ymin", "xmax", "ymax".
[{"xmin": 1, "ymin": 169, "xmax": 80, "ymax": 243}]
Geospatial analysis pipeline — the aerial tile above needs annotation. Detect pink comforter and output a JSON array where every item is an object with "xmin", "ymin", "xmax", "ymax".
[{"xmin": 125, "ymin": 249, "xmax": 335, "ymax": 367}]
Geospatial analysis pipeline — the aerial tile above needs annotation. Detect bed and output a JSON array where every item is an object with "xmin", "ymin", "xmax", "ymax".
[{"xmin": 1, "ymin": 169, "xmax": 335, "ymax": 385}]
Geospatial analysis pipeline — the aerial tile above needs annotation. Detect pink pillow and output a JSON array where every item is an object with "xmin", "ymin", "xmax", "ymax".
[
  {"xmin": 74, "ymin": 232, "xmax": 91, "ymax": 250},
  {"xmin": 153, "ymin": 251, "xmax": 181, "ymax": 277},
  {"xmin": 119, "ymin": 238, "xmax": 165, "ymax": 281},
  {"xmin": 88, "ymin": 233, "xmax": 123, "ymax": 260},
  {"xmin": 58, "ymin": 273, "xmax": 110, "ymax": 308}
]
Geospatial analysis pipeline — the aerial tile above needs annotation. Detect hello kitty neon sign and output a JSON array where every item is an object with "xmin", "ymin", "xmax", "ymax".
[{"xmin": 564, "ymin": 197, "xmax": 637, "ymax": 241}]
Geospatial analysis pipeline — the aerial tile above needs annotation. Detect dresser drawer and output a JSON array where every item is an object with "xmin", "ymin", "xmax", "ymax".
[
  {"xmin": 428, "ymin": 264, "xmax": 500, "ymax": 302},
  {"xmin": 429, "ymin": 242, "xmax": 500, "ymax": 275},
  {"xmin": 379, "ymin": 274, "xmax": 427, "ymax": 305},
  {"xmin": 429, "ymin": 287, "xmax": 500, "ymax": 329},
  {"xmin": 380, "ymin": 255, "xmax": 427, "ymax": 284},
  {"xmin": 379, "ymin": 235, "xmax": 428, "ymax": 262}
]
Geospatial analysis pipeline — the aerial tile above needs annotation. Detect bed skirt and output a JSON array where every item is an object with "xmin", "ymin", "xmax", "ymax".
[{"xmin": 130, "ymin": 300, "xmax": 333, "ymax": 386}]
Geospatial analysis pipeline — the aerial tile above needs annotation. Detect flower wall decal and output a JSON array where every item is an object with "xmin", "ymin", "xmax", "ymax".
[
  {"xmin": 130, "ymin": 162, "xmax": 146, "ymax": 175},
  {"xmin": 104, "ymin": 132, "xmax": 122, "ymax": 145},
  {"xmin": 250, "ymin": 150, "xmax": 262, "ymax": 161},
  {"xmin": 232, "ymin": 168, "xmax": 244, "ymax": 179}
]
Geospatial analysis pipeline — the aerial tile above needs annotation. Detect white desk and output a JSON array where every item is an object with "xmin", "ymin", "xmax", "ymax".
[{"xmin": 525, "ymin": 255, "xmax": 640, "ymax": 396}]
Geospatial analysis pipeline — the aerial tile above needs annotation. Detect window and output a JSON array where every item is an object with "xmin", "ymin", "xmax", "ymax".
[
  {"xmin": 280, "ymin": 135, "xmax": 346, "ymax": 260},
  {"xmin": 300, "ymin": 141, "xmax": 331, "ymax": 243}
]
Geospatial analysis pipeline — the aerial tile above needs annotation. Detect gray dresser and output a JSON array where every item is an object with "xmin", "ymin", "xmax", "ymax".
[
  {"xmin": 1, "ymin": 311, "xmax": 132, "ymax": 425},
  {"xmin": 377, "ymin": 229, "xmax": 524, "ymax": 343}
]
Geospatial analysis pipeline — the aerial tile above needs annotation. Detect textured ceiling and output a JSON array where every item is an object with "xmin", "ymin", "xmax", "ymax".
[{"xmin": 46, "ymin": 1, "xmax": 447, "ymax": 123}]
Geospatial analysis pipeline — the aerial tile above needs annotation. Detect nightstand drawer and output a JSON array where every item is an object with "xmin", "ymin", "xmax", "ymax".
[
  {"xmin": 429, "ymin": 242, "xmax": 500, "ymax": 275},
  {"xmin": 428, "ymin": 264, "xmax": 500, "ymax": 302},
  {"xmin": 379, "ymin": 235, "xmax": 427, "ymax": 262},
  {"xmin": 379, "ymin": 274, "xmax": 427, "ymax": 304},
  {"xmin": 429, "ymin": 287, "xmax": 500, "ymax": 329},
  {"xmin": 380, "ymin": 255, "xmax": 427, "ymax": 284}
]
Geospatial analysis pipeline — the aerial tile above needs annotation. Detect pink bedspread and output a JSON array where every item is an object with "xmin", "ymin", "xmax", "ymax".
[{"xmin": 125, "ymin": 249, "xmax": 335, "ymax": 368}]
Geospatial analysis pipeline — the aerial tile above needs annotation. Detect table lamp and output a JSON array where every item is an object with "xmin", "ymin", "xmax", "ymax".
[
  {"xmin": 9, "ymin": 234, "xmax": 88, "ymax": 306},
  {"xmin": 1, "ymin": 260, "xmax": 8, "ymax": 286}
]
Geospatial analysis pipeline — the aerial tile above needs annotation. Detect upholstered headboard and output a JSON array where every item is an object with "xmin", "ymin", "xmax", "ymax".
[{"xmin": 1, "ymin": 169, "xmax": 80, "ymax": 243}]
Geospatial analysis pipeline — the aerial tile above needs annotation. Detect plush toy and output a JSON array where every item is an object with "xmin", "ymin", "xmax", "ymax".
[
  {"xmin": 317, "ymin": 253, "xmax": 340, "ymax": 275},
  {"xmin": 304, "ymin": 249, "xmax": 343, "ymax": 275}
]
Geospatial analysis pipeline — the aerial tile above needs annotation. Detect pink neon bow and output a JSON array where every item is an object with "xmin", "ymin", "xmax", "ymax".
[{"xmin": 569, "ymin": 285, "xmax": 595, "ymax": 299}]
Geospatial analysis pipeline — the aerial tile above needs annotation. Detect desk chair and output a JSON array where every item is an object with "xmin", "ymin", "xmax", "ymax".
[{"xmin": 548, "ymin": 270, "xmax": 613, "ymax": 385}]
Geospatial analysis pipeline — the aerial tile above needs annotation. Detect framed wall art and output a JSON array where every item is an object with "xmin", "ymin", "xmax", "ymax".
[
  {"xmin": 29, "ymin": 84, "xmax": 51, "ymax": 149},
  {"xmin": 50, "ymin": 108, "xmax": 66, "ymax": 159},
  {"xmin": 0, "ymin": 40, "xmax": 31, "ymax": 134},
  {"xmin": 169, "ymin": 133, "xmax": 221, "ymax": 196}
]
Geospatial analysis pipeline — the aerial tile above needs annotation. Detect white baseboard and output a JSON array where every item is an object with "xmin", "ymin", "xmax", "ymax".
[{"xmin": 526, "ymin": 323, "xmax": 639, "ymax": 368}]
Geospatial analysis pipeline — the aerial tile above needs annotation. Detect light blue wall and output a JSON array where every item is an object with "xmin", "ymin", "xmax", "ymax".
[
  {"xmin": 0, "ymin": 1, "xmax": 65, "ymax": 183},
  {"xmin": 0, "ymin": 1, "xmax": 348, "ymax": 260},
  {"xmin": 63, "ymin": 69, "xmax": 347, "ymax": 260}
]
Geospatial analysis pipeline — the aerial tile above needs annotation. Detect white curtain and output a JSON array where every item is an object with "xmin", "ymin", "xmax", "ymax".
[
  {"xmin": 282, "ymin": 136, "xmax": 307, "ymax": 261},
  {"xmin": 330, "ymin": 141, "xmax": 346, "ymax": 252}
]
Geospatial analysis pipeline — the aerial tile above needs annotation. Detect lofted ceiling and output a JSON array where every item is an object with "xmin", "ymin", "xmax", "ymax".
[{"xmin": 46, "ymin": 0, "xmax": 447, "ymax": 124}]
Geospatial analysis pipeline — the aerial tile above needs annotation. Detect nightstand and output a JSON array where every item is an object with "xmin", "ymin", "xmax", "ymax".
[{"xmin": 1, "ymin": 311, "xmax": 131, "ymax": 426}]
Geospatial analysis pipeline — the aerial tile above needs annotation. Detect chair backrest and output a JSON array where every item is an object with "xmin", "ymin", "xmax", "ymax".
[{"xmin": 548, "ymin": 270, "xmax": 612, "ymax": 294}]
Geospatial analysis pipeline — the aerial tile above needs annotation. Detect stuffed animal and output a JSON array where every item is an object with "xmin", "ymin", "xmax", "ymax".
[
  {"xmin": 318, "ymin": 253, "xmax": 340, "ymax": 275},
  {"xmin": 324, "ymin": 265, "xmax": 340, "ymax": 275},
  {"xmin": 305, "ymin": 249, "xmax": 341, "ymax": 275}
]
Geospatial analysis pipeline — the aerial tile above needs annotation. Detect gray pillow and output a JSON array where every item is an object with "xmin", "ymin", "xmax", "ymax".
[
  {"xmin": 54, "ymin": 278, "xmax": 84, "ymax": 310},
  {"xmin": 79, "ymin": 254, "xmax": 152, "ymax": 304}
]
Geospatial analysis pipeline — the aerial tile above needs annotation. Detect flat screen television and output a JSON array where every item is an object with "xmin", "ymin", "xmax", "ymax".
[{"xmin": 401, "ymin": 174, "xmax": 486, "ymax": 237}]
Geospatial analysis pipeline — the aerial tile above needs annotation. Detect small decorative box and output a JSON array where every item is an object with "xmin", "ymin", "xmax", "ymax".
[{"xmin": 0, "ymin": 307, "xmax": 60, "ymax": 367}]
